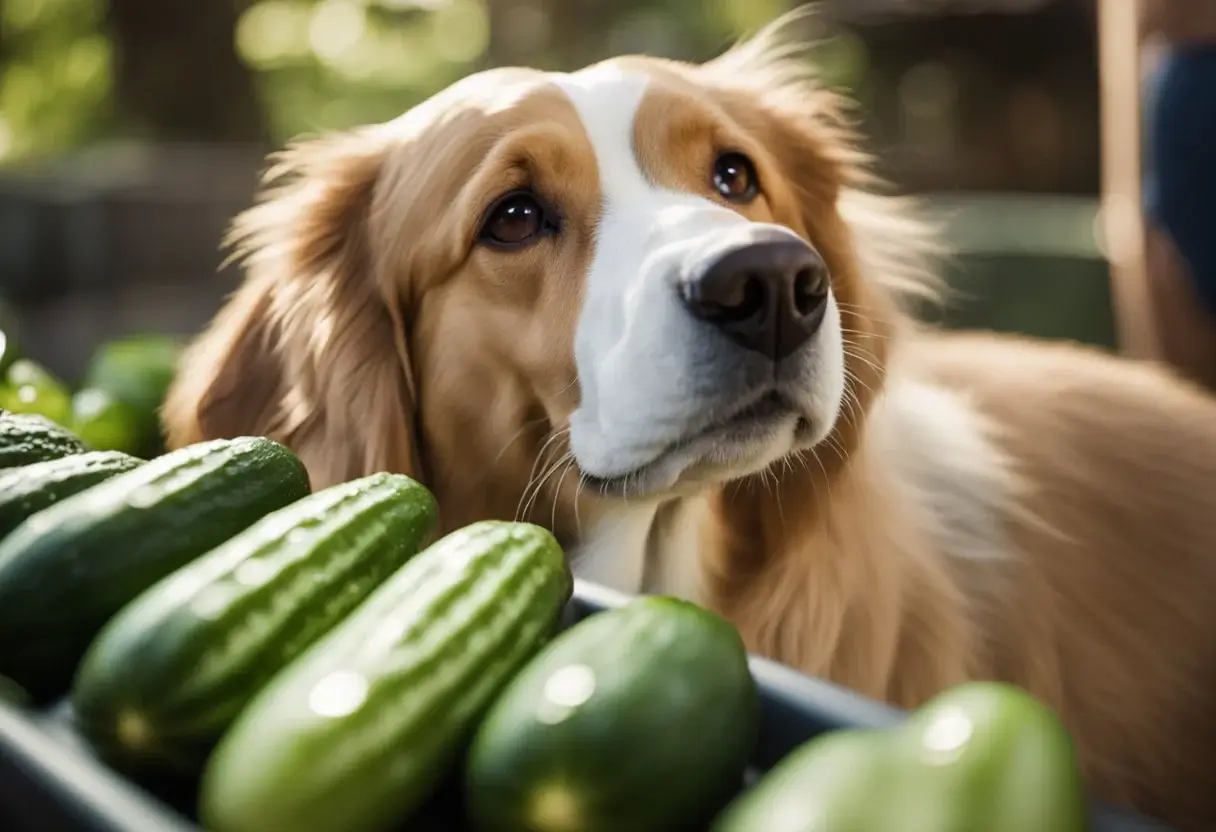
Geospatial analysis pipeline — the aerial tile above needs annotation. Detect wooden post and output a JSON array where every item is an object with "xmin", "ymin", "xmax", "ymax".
[{"xmin": 1098, "ymin": 0, "xmax": 1159, "ymax": 360}]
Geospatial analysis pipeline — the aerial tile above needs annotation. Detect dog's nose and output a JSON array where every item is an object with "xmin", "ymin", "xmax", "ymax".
[{"xmin": 680, "ymin": 236, "xmax": 830, "ymax": 362}]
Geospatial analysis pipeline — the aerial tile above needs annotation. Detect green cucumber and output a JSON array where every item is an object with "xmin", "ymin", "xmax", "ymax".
[
  {"xmin": 0, "ymin": 411, "xmax": 87, "ymax": 469},
  {"xmin": 710, "ymin": 683, "xmax": 1088, "ymax": 832},
  {"xmin": 72, "ymin": 473, "xmax": 438, "ymax": 770},
  {"xmin": 0, "ymin": 450, "xmax": 143, "ymax": 540},
  {"xmin": 200, "ymin": 520, "xmax": 573, "ymax": 832},
  {"xmin": 466, "ymin": 596, "xmax": 760, "ymax": 832},
  {"xmin": 0, "ymin": 437, "xmax": 310, "ymax": 702}
]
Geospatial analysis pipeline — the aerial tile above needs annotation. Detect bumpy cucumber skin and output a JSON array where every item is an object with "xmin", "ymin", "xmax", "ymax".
[
  {"xmin": 466, "ymin": 596, "xmax": 760, "ymax": 832},
  {"xmin": 200, "ymin": 520, "xmax": 573, "ymax": 832},
  {"xmin": 0, "ymin": 450, "xmax": 143, "ymax": 540},
  {"xmin": 0, "ymin": 412, "xmax": 88, "ymax": 469},
  {"xmin": 0, "ymin": 437, "xmax": 310, "ymax": 702},
  {"xmin": 71, "ymin": 472, "xmax": 438, "ymax": 770}
]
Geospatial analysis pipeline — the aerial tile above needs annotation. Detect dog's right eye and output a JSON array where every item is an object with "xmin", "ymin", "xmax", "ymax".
[
  {"xmin": 479, "ymin": 190, "xmax": 556, "ymax": 250},
  {"xmin": 713, "ymin": 151, "xmax": 759, "ymax": 204}
]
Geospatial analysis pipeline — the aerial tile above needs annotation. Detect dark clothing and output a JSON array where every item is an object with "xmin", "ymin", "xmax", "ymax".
[{"xmin": 1145, "ymin": 45, "xmax": 1216, "ymax": 318}]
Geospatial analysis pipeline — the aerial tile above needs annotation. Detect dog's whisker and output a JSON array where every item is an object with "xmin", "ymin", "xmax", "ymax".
[
  {"xmin": 835, "ymin": 303, "xmax": 896, "ymax": 330},
  {"xmin": 572, "ymin": 472, "xmax": 588, "ymax": 537},
  {"xmin": 842, "ymin": 366, "xmax": 878, "ymax": 403},
  {"xmin": 484, "ymin": 418, "xmax": 549, "ymax": 495},
  {"xmin": 844, "ymin": 353, "xmax": 883, "ymax": 379},
  {"xmin": 843, "ymin": 348, "xmax": 884, "ymax": 380},
  {"xmin": 521, "ymin": 431, "xmax": 560, "ymax": 502},
  {"xmin": 521, "ymin": 455, "xmax": 561, "ymax": 524},
  {"xmin": 517, "ymin": 427, "xmax": 571, "ymax": 522},
  {"xmin": 839, "ymin": 322, "xmax": 892, "ymax": 341},
  {"xmin": 550, "ymin": 455, "xmax": 577, "ymax": 532},
  {"xmin": 532, "ymin": 442, "xmax": 572, "ymax": 516}
]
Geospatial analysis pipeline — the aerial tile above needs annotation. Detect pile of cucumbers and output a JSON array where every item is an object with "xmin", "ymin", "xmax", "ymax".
[
  {"xmin": 0, "ymin": 318, "xmax": 183, "ymax": 459},
  {"xmin": 0, "ymin": 409, "xmax": 1090, "ymax": 832}
]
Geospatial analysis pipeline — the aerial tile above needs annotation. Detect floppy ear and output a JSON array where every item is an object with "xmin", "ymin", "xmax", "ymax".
[{"xmin": 163, "ymin": 130, "xmax": 423, "ymax": 489}]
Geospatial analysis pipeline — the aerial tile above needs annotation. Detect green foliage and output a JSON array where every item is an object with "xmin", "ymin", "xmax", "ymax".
[
  {"xmin": 0, "ymin": 0, "xmax": 871, "ymax": 159},
  {"xmin": 236, "ymin": 0, "xmax": 492, "ymax": 140},
  {"xmin": 0, "ymin": 0, "xmax": 115, "ymax": 161}
]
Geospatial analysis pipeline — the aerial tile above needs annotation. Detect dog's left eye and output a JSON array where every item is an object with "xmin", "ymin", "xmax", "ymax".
[
  {"xmin": 713, "ymin": 152, "xmax": 760, "ymax": 203},
  {"xmin": 480, "ymin": 190, "xmax": 557, "ymax": 250}
]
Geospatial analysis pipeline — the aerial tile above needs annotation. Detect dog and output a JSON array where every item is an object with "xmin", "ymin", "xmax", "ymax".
[{"xmin": 163, "ymin": 13, "xmax": 1216, "ymax": 829}]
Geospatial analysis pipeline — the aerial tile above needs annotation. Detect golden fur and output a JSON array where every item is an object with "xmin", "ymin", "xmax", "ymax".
[{"xmin": 164, "ymin": 13, "xmax": 1216, "ymax": 828}]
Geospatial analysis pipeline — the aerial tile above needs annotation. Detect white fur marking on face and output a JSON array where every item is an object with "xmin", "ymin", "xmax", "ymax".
[
  {"xmin": 551, "ymin": 64, "xmax": 849, "ymax": 598},
  {"xmin": 875, "ymin": 378, "xmax": 1018, "ymax": 566},
  {"xmin": 555, "ymin": 66, "xmax": 740, "ymax": 477},
  {"xmin": 552, "ymin": 66, "xmax": 847, "ymax": 487}
]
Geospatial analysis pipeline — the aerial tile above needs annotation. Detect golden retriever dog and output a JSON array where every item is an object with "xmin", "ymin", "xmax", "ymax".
[{"xmin": 163, "ymin": 12, "xmax": 1216, "ymax": 829}]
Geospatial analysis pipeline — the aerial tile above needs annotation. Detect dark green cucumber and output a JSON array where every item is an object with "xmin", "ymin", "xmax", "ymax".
[
  {"xmin": 0, "ymin": 412, "xmax": 87, "ymax": 469},
  {"xmin": 72, "ymin": 473, "xmax": 438, "ymax": 770},
  {"xmin": 200, "ymin": 520, "xmax": 573, "ymax": 832},
  {"xmin": 466, "ymin": 596, "xmax": 760, "ymax": 832},
  {"xmin": 0, "ymin": 450, "xmax": 143, "ymax": 539},
  {"xmin": 0, "ymin": 437, "xmax": 310, "ymax": 702}
]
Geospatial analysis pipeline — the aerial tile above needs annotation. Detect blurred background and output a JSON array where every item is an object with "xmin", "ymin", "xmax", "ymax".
[{"xmin": 0, "ymin": 0, "xmax": 1152, "ymax": 452}]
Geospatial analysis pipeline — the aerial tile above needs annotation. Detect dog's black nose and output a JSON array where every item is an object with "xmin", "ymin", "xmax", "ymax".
[{"xmin": 680, "ymin": 235, "xmax": 830, "ymax": 362}]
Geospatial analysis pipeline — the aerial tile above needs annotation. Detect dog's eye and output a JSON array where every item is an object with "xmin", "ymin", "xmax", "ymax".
[
  {"xmin": 713, "ymin": 152, "xmax": 759, "ymax": 203},
  {"xmin": 480, "ymin": 191, "xmax": 554, "ymax": 249}
]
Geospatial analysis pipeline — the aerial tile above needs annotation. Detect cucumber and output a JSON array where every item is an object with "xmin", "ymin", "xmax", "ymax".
[
  {"xmin": 0, "ymin": 437, "xmax": 311, "ymax": 702},
  {"xmin": 0, "ymin": 411, "xmax": 87, "ymax": 469},
  {"xmin": 72, "ymin": 473, "xmax": 438, "ymax": 770},
  {"xmin": 709, "ymin": 683, "xmax": 1088, "ymax": 832},
  {"xmin": 200, "ymin": 520, "xmax": 573, "ymax": 832},
  {"xmin": 0, "ymin": 450, "xmax": 143, "ymax": 540},
  {"xmin": 466, "ymin": 596, "xmax": 760, "ymax": 832}
]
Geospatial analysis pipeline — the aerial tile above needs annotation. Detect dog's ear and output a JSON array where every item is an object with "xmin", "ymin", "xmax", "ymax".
[{"xmin": 163, "ymin": 129, "xmax": 422, "ymax": 488}]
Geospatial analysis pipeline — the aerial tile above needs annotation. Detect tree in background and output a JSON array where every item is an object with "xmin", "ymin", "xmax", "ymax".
[{"xmin": 104, "ymin": 0, "xmax": 266, "ymax": 143}]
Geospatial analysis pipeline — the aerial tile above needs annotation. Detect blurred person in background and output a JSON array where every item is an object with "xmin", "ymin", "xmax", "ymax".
[{"xmin": 1142, "ymin": 0, "xmax": 1216, "ymax": 388}]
